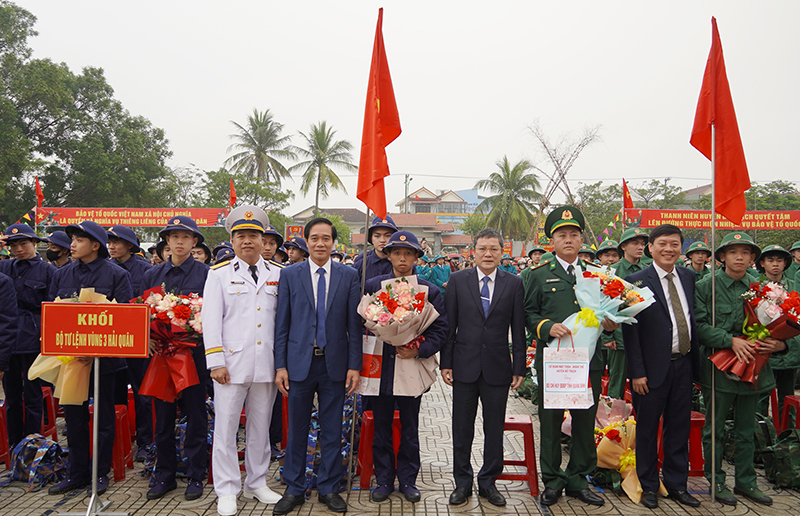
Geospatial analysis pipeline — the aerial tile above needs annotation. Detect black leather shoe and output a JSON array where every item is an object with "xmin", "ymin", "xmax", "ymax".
[
  {"xmin": 478, "ymin": 485, "xmax": 506, "ymax": 506},
  {"xmin": 273, "ymin": 494, "xmax": 305, "ymax": 515},
  {"xmin": 449, "ymin": 487, "xmax": 472, "ymax": 505},
  {"xmin": 733, "ymin": 486, "xmax": 772, "ymax": 506},
  {"xmin": 667, "ymin": 489, "xmax": 701, "ymax": 507},
  {"xmin": 146, "ymin": 480, "xmax": 177, "ymax": 500},
  {"xmin": 96, "ymin": 475, "xmax": 109, "ymax": 495},
  {"xmin": 641, "ymin": 491, "xmax": 658, "ymax": 508},
  {"xmin": 318, "ymin": 493, "xmax": 347, "ymax": 513},
  {"xmin": 48, "ymin": 477, "xmax": 90, "ymax": 495},
  {"xmin": 371, "ymin": 485, "xmax": 392, "ymax": 502},
  {"xmin": 540, "ymin": 487, "xmax": 562, "ymax": 506},
  {"xmin": 566, "ymin": 488, "xmax": 605, "ymax": 506},
  {"xmin": 400, "ymin": 484, "xmax": 421, "ymax": 502}
]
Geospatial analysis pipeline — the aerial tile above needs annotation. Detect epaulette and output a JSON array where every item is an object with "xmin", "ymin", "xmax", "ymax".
[
  {"xmin": 210, "ymin": 261, "xmax": 231, "ymax": 270},
  {"xmin": 530, "ymin": 260, "xmax": 551, "ymax": 271},
  {"xmin": 269, "ymin": 259, "xmax": 286, "ymax": 268},
  {"xmin": 582, "ymin": 259, "xmax": 601, "ymax": 269}
]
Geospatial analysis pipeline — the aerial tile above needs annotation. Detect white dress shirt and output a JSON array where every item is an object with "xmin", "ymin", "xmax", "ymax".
[
  {"xmin": 309, "ymin": 258, "xmax": 332, "ymax": 307},
  {"xmin": 477, "ymin": 267, "xmax": 497, "ymax": 305},
  {"xmin": 555, "ymin": 254, "xmax": 580, "ymax": 276},
  {"xmin": 653, "ymin": 263, "xmax": 692, "ymax": 353}
]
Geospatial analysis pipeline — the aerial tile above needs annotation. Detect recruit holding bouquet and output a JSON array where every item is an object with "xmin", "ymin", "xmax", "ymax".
[
  {"xmin": 358, "ymin": 276, "xmax": 440, "ymax": 396},
  {"xmin": 133, "ymin": 285, "xmax": 204, "ymax": 402},
  {"xmin": 709, "ymin": 281, "xmax": 800, "ymax": 386}
]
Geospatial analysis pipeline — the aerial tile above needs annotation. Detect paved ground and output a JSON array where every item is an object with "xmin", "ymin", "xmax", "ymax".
[{"xmin": 1, "ymin": 380, "xmax": 798, "ymax": 515}]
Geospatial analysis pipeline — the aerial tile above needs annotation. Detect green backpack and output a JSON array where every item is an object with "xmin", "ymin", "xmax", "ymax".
[{"xmin": 762, "ymin": 429, "xmax": 800, "ymax": 488}]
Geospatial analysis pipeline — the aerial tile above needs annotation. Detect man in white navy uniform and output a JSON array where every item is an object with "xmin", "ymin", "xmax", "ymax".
[{"xmin": 204, "ymin": 205, "xmax": 285, "ymax": 516}]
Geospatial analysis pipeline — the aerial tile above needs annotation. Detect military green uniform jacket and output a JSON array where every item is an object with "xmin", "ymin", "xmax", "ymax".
[
  {"xmin": 695, "ymin": 269, "xmax": 779, "ymax": 394},
  {"xmin": 786, "ymin": 260, "xmax": 799, "ymax": 284},
  {"xmin": 523, "ymin": 258, "xmax": 605, "ymax": 371},
  {"xmin": 686, "ymin": 263, "xmax": 711, "ymax": 281},
  {"xmin": 602, "ymin": 256, "xmax": 652, "ymax": 351}
]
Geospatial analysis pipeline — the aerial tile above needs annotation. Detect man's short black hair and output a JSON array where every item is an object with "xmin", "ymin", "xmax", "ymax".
[
  {"xmin": 649, "ymin": 224, "xmax": 684, "ymax": 245},
  {"xmin": 304, "ymin": 217, "xmax": 337, "ymax": 241},
  {"xmin": 69, "ymin": 228, "xmax": 93, "ymax": 241},
  {"xmin": 474, "ymin": 227, "xmax": 503, "ymax": 247}
]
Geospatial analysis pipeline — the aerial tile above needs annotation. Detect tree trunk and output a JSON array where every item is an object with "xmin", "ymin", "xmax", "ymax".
[{"xmin": 314, "ymin": 167, "xmax": 321, "ymax": 218}]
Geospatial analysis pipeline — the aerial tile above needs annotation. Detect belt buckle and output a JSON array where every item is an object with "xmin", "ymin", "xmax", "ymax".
[{"xmin": 313, "ymin": 347, "xmax": 325, "ymax": 356}]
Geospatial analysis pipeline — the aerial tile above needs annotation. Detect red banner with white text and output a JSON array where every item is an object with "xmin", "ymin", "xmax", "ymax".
[
  {"xmin": 624, "ymin": 209, "xmax": 800, "ymax": 230},
  {"xmin": 36, "ymin": 207, "xmax": 229, "ymax": 227}
]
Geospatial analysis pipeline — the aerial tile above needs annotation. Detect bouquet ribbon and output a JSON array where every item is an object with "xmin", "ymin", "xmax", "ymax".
[
  {"xmin": 574, "ymin": 307, "xmax": 599, "ymax": 330},
  {"xmin": 139, "ymin": 321, "xmax": 200, "ymax": 402}
]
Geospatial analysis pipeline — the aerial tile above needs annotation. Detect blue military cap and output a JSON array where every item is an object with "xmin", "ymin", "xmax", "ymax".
[
  {"xmin": 47, "ymin": 230, "xmax": 72, "ymax": 249},
  {"xmin": 195, "ymin": 242, "xmax": 212, "ymax": 264},
  {"xmin": 383, "ymin": 230, "xmax": 423, "ymax": 256},
  {"xmin": 434, "ymin": 253, "xmax": 445, "ymax": 261},
  {"xmin": 420, "ymin": 255, "xmax": 430, "ymax": 263},
  {"xmin": 215, "ymin": 247, "xmax": 235, "ymax": 264},
  {"xmin": 331, "ymin": 249, "xmax": 345, "ymax": 259},
  {"xmin": 263, "ymin": 224, "xmax": 285, "ymax": 247},
  {"xmin": 65, "ymin": 220, "xmax": 109, "ymax": 258},
  {"xmin": 368, "ymin": 215, "xmax": 398, "ymax": 244},
  {"xmin": 284, "ymin": 236, "xmax": 309, "ymax": 256},
  {"xmin": 274, "ymin": 245, "xmax": 288, "ymax": 263},
  {"xmin": 212, "ymin": 241, "xmax": 232, "ymax": 257},
  {"xmin": 155, "ymin": 240, "xmax": 168, "ymax": 260},
  {"xmin": 501, "ymin": 253, "xmax": 512, "ymax": 260},
  {"xmin": 4, "ymin": 223, "xmax": 43, "ymax": 242},
  {"xmin": 159, "ymin": 215, "xmax": 204, "ymax": 245},
  {"xmin": 107, "ymin": 225, "xmax": 141, "ymax": 253}
]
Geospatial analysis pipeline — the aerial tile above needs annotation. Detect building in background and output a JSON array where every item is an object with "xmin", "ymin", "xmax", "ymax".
[{"xmin": 394, "ymin": 187, "xmax": 485, "ymax": 235}]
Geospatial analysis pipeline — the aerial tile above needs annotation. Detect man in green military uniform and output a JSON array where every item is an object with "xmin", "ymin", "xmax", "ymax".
[
  {"xmin": 685, "ymin": 241, "xmax": 712, "ymax": 280},
  {"xmin": 602, "ymin": 228, "xmax": 653, "ymax": 399},
  {"xmin": 523, "ymin": 206, "xmax": 619, "ymax": 507},
  {"xmin": 578, "ymin": 244, "xmax": 595, "ymax": 264},
  {"xmin": 755, "ymin": 244, "xmax": 800, "ymax": 424},
  {"xmin": 498, "ymin": 254, "xmax": 517, "ymax": 275},
  {"xmin": 595, "ymin": 240, "xmax": 619, "ymax": 266},
  {"xmin": 528, "ymin": 245, "xmax": 546, "ymax": 267},
  {"xmin": 789, "ymin": 241, "xmax": 800, "ymax": 285},
  {"xmin": 696, "ymin": 232, "xmax": 786, "ymax": 506}
]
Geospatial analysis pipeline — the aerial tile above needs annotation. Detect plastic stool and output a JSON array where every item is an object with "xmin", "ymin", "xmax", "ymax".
[
  {"xmin": 40, "ymin": 387, "xmax": 58, "ymax": 441},
  {"xmin": 496, "ymin": 414, "xmax": 539, "ymax": 496},
  {"xmin": 0, "ymin": 401, "xmax": 9, "ymax": 469},
  {"xmin": 781, "ymin": 395, "xmax": 800, "ymax": 431},
  {"xmin": 358, "ymin": 410, "xmax": 401, "ymax": 489},
  {"xmin": 657, "ymin": 411, "xmax": 704, "ymax": 476},
  {"xmin": 601, "ymin": 376, "xmax": 609, "ymax": 396},
  {"xmin": 88, "ymin": 405, "xmax": 134, "ymax": 481}
]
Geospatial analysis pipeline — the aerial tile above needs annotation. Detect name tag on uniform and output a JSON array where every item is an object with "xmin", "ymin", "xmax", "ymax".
[
  {"xmin": 230, "ymin": 280, "xmax": 244, "ymax": 284},
  {"xmin": 546, "ymin": 278, "xmax": 561, "ymax": 283}
]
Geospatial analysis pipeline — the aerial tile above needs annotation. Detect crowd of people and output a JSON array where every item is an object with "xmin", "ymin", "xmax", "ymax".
[{"xmin": 0, "ymin": 204, "xmax": 798, "ymax": 515}]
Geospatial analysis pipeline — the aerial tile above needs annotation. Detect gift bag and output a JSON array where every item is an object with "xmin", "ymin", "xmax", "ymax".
[
  {"xmin": 356, "ymin": 333, "xmax": 383, "ymax": 396},
  {"xmin": 542, "ymin": 336, "xmax": 594, "ymax": 409},
  {"xmin": 393, "ymin": 354, "xmax": 438, "ymax": 397}
]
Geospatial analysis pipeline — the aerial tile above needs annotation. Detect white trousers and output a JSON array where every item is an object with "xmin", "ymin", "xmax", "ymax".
[{"xmin": 212, "ymin": 380, "xmax": 277, "ymax": 497}]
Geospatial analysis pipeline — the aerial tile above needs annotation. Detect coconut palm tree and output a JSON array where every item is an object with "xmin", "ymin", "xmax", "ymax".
[
  {"xmin": 225, "ymin": 109, "xmax": 295, "ymax": 183},
  {"xmin": 289, "ymin": 121, "xmax": 356, "ymax": 217},
  {"xmin": 474, "ymin": 156, "xmax": 542, "ymax": 239}
]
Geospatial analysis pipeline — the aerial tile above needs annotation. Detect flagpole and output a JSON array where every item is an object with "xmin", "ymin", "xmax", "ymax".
[{"xmin": 710, "ymin": 123, "xmax": 717, "ymax": 505}]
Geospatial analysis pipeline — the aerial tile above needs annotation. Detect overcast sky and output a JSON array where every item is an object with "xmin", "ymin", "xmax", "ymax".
[{"xmin": 22, "ymin": 1, "xmax": 800, "ymax": 215}]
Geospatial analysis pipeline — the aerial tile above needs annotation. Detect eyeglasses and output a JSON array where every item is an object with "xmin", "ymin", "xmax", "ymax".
[{"xmin": 475, "ymin": 246, "xmax": 501, "ymax": 253}]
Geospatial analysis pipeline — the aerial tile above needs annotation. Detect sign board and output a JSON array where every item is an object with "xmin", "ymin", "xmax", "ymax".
[
  {"xmin": 624, "ymin": 209, "xmax": 800, "ymax": 230},
  {"xmin": 36, "ymin": 207, "xmax": 228, "ymax": 227},
  {"xmin": 503, "ymin": 241, "xmax": 513, "ymax": 255},
  {"xmin": 285, "ymin": 225, "xmax": 304, "ymax": 240},
  {"xmin": 41, "ymin": 303, "xmax": 150, "ymax": 358}
]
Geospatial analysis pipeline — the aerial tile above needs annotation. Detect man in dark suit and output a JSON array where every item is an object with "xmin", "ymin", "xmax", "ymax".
[
  {"xmin": 440, "ymin": 227, "xmax": 526, "ymax": 507},
  {"xmin": 273, "ymin": 218, "xmax": 362, "ymax": 515},
  {"xmin": 623, "ymin": 224, "xmax": 702, "ymax": 509}
]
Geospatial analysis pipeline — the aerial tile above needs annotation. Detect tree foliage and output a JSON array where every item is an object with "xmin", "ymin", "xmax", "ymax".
[
  {"xmin": 629, "ymin": 178, "xmax": 685, "ymax": 209},
  {"xmin": 457, "ymin": 211, "xmax": 487, "ymax": 238},
  {"xmin": 225, "ymin": 108, "xmax": 295, "ymax": 183},
  {"xmin": 319, "ymin": 211, "xmax": 351, "ymax": 245},
  {"xmin": 474, "ymin": 156, "xmax": 541, "ymax": 239}
]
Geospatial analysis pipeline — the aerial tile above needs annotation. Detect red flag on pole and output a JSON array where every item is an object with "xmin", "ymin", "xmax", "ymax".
[
  {"xmin": 357, "ymin": 7, "xmax": 401, "ymax": 219},
  {"xmin": 622, "ymin": 179, "xmax": 634, "ymax": 209},
  {"xmin": 35, "ymin": 176, "xmax": 44, "ymax": 208},
  {"xmin": 229, "ymin": 178, "xmax": 237, "ymax": 209},
  {"xmin": 690, "ymin": 17, "xmax": 750, "ymax": 225}
]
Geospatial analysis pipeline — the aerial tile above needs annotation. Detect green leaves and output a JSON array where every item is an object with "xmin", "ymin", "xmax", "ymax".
[
  {"xmin": 225, "ymin": 108, "xmax": 295, "ymax": 183},
  {"xmin": 473, "ymin": 156, "xmax": 542, "ymax": 239}
]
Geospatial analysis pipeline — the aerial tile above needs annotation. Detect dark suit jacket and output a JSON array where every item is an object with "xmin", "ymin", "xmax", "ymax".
[
  {"xmin": 622, "ymin": 264, "xmax": 701, "ymax": 389},
  {"xmin": 441, "ymin": 267, "xmax": 526, "ymax": 385},
  {"xmin": 274, "ymin": 260, "xmax": 362, "ymax": 382}
]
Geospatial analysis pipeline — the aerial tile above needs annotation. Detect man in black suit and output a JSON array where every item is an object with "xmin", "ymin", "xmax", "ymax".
[
  {"xmin": 622, "ymin": 224, "xmax": 702, "ymax": 509},
  {"xmin": 440, "ymin": 228, "xmax": 526, "ymax": 507}
]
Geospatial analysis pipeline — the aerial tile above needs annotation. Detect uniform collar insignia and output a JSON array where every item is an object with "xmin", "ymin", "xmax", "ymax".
[{"xmin": 234, "ymin": 262, "xmax": 240, "ymax": 271}]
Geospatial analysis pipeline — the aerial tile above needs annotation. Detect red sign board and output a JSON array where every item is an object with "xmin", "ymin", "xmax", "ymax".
[
  {"xmin": 503, "ymin": 241, "xmax": 513, "ymax": 255},
  {"xmin": 41, "ymin": 303, "xmax": 150, "ymax": 358},
  {"xmin": 625, "ymin": 209, "xmax": 800, "ymax": 230},
  {"xmin": 285, "ymin": 225, "xmax": 303, "ymax": 240},
  {"xmin": 36, "ymin": 207, "xmax": 229, "ymax": 227}
]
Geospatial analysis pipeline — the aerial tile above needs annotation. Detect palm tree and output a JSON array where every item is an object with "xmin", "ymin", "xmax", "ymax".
[
  {"xmin": 289, "ymin": 121, "xmax": 356, "ymax": 217},
  {"xmin": 474, "ymin": 156, "xmax": 542, "ymax": 239},
  {"xmin": 225, "ymin": 109, "xmax": 295, "ymax": 183}
]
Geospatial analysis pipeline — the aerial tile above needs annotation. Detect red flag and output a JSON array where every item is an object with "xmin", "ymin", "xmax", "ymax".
[
  {"xmin": 35, "ymin": 176, "xmax": 44, "ymax": 208},
  {"xmin": 229, "ymin": 178, "xmax": 237, "ymax": 209},
  {"xmin": 690, "ymin": 17, "xmax": 750, "ymax": 225},
  {"xmin": 622, "ymin": 179, "xmax": 634, "ymax": 210},
  {"xmin": 357, "ymin": 8, "xmax": 401, "ymax": 219}
]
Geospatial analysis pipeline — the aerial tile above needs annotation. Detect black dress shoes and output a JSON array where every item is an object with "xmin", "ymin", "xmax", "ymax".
[
  {"xmin": 641, "ymin": 491, "xmax": 658, "ymax": 508},
  {"xmin": 318, "ymin": 493, "xmax": 348, "ymax": 513},
  {"xmin": 667, "ymin": 489, "xmax": 701, "ymax": 507},
  {"xmin": 566, "ymin": 488, "xmax": 605, "ymax": 506},
  {"xmin": 478, "ymin": 485, "xmax": 506, "ymax": 506},
  {"xmin": 540, "ymin": 487, "xmax": 562, "ymax": 506},
  {"xmin": 273, "ymin": 494, "xmax": 305, "ymax": 515},
  {"xmin": 448, "ymin": 487, "xmax": 472, "ymax": 505}
]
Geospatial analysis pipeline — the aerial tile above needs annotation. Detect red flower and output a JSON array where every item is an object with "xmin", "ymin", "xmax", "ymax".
[
  {"xmin": 583, "ymin": 271, "xmax": 598, "ymax": 278},
  {"xmin": 412, "ymin": 301, "xmax": 424, "ymax": 312},
  {"xmin": 605, "ymin": 428, "xmax": 622, "ymax": 442},
  {"xmin": 172, "ymin": 305, "xmax": 191, "ymax": 319},
  {"xmin": 414, "ymin": 292, "xmax": 425, "ymax": 301},
  {"xmin": 155, "ymin": 311, "xmax": 170, "ymax": 322},
  {"xmin": 603, "ymin": 279, "xmax": 625, "ymax": 298},
  {"xmin": 385, "ymin": 299, "xmax": 398, "ymax": 312},
  {"xmin": 377, "ymin": 291, "xmax": 390, "ymax": 303}
]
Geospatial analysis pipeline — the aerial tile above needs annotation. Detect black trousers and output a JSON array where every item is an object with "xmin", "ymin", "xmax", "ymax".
[
  {"xmin": 3, "ymin": 353, "xmax": 42, "ymax": 450},
  {"xmin": 269, "ymin": 393, "xmax": 282, "ymax": 446},
  {"xmin": 371, "ymin": 393, "xmax": 422, "ymax": 486},
  {"xmin": 452, "ymin": 374, "xmax": 509, "ymax": 490},
  {"xmin": 632, "ymin": 354, "xmax": 692, "ymax": 492},
  {"xmin": 125, "ymin": 357, "xmax": 154, "ymax": 449},
  {"xmin": 63, "ymin": 371, "xmax": 116, "ymax": 480}
]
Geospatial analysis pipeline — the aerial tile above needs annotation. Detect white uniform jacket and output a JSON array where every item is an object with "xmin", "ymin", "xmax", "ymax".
[{"xmin": 203, "ymin": 256, "xmax": 283, "ymax": 384}]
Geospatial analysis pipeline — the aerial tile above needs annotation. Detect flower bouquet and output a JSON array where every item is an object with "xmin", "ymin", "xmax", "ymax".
[
  {"xmin": 357, "ymin": 276, "xmax": 440, "ymax": 396},
  {"xmin": 28, "ymin": 288, "xmax": 113, "ymax": 404},
  {"xmin": 134, "ymin": 286, "xmax": 204, "ymax": 402},
  {"xmin": 709, "ymin": 281, "xmax": 800, "ymax": 386}
]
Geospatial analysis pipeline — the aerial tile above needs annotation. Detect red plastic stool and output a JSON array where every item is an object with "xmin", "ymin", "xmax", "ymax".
[
  {"xmin": 357, "ymin": 410, "xmax": 401, "ymax": 489},
  {"xmin": 40, "ymin": 387, "xmax": 58, "ymax": 441},
  {"xmin": 601, "ymin": 376, "xmax": 609, "ymax": 396},
  {"xmin": 88, "ymin": 405, "xmax": 134, "ymax": 481},
  {"xmin": 0, "ymin": 400, "xmax": 10, "ymax": 469},
  {"xmin": 657, "ymin": 411, "xmax": 704, "ymax": 476},
  {"xmin": 496, "ymin": 414, "xmax": 539, "ymax": 496},
  {"xmin": 781, "ymin": 395, "xmax": 800, "ymax": 431}
]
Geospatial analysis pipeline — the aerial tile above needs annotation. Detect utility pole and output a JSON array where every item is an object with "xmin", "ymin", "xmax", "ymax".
[{"xmin": 404, "ymin": 174, "xmax": 412, "ymax": 213}]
